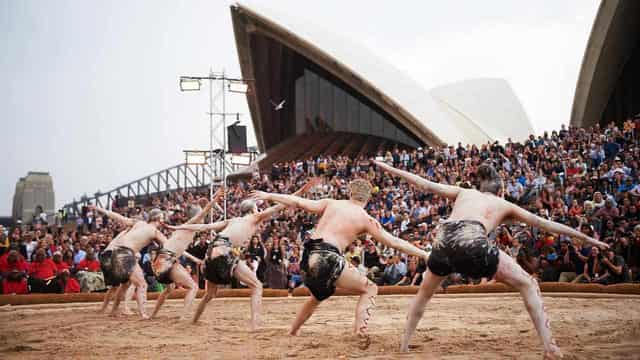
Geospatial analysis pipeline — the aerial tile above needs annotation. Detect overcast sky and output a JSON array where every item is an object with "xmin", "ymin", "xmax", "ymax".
[{"xmin": 1, "ymin": 0, "xmax": 600, "ymax": 215}]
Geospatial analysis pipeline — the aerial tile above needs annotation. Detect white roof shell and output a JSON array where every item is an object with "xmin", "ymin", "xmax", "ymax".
[{"xmin": 233, "ymin": 2, "xmax": 534, "ymax": 146}]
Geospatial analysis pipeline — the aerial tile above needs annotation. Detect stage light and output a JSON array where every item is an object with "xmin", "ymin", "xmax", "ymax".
[
  {"xmin": 228, "ymin": 81, "xmax": 249, "ymax": 93},
  {"xmin": 179, "ymin": 77, "xmax": 201, "ymax": 91}
]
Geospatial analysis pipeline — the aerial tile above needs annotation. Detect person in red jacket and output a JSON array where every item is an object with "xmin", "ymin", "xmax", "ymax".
[
  {"xmin": 28, "ymin": 248, "xmax": 62, "ymax": 293},
  {"xmin": 77, "ymin": 249, "xmax": 101, "ymax": 272},
  {"xmin": 51, "ymin": 251, "xmax": 80, "ymax": 293},
  {"xmin": 0, "ymin": 250, "xmax": 29, "ymax": 294}
]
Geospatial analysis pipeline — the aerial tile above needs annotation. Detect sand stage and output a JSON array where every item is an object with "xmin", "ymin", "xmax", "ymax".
[{"xmin": 1, "ymin": 293, "xmax": 639, "ymax": 359}]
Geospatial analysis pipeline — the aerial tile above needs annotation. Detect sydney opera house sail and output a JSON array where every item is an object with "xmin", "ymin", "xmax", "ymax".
[{"xmin": 230, "ymin": 2, "xmax": 534, "ymax": 164}]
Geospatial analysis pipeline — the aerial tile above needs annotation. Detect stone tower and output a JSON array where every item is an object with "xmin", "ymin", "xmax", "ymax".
[{"xmin": 12, "ymin": 172, "xmax": 55, "ymax": 224}]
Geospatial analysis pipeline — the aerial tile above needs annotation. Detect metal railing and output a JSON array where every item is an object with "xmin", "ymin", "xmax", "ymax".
[{"xmin": 62, "ymin": 151, "xmax": 259, "ymax": 216}]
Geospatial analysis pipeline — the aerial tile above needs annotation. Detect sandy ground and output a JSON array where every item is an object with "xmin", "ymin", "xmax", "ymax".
[{"xmin": 1, "ymin": 294, "xmax": 639, "ymax": 359}]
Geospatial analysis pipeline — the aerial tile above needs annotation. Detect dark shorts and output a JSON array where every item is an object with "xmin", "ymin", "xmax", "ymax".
[
  {"xmin": 301, "ymin": 239, "xmax": 346, "ymax": 301},
  {"xmin": 204, "ymin": 251, "xmax": 239, "ymax": 285},
  {"xmin": 99, "ymin": 250, "xmax": 116, "ymax": 287},
  {"xmin": 106, "ymin": 247, "xmax": 137, "ymax": 286},
  {"xmin": 152, "ymin": 249, "xmax": 177, "ymax": 285},
  {"xmin": 427, "ymin": 220, "xmax": 499, "ymax": 279}
]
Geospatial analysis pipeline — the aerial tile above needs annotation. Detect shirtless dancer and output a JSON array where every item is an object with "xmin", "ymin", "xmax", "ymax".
[
  {"xmin": 170, "ymin": 179, "xmax": 318, "ymax": 329},
  {"xmin": 250, "ymin": 179, "xmax": 429, "ymax": 348},
  {"xmin": 98, "ymin": 223, "xmax": 136, "ymax": 315},
  {"xmin": 149, "ymin": 190, "xmax": 225, "ymax": 320},
  {"xmin": 90, "ymin": 205, "xmax": 169, "ymax": 319},
  {"xmin": 375, "ymin": 161, "xmax": 608, "ymax": 359}
]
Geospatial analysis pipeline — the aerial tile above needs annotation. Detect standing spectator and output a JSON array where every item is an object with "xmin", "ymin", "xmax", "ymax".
[
  {"xmin": 246, "ymin": 235, "xmax": 266, "ymax": 283},
  {"xmin": 0, "ymin": 225, "xmax": 9, "ymax": 256},
  {"xmin": 287, "ymin": 246, "xmax": 303, "ymax": 290},
  {"xmin": 264, "ymin": 238, "xmax": 287, "ymax": 289}
]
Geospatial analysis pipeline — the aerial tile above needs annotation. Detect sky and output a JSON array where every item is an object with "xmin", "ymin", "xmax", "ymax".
[{"xmin": 1, "ymin": 0, "xmax": 600, "ymax": 215}]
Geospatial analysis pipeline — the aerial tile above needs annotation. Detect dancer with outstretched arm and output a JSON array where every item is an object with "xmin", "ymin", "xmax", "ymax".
[
  {"xmin": 250, "ymin": 178, "xmax": 429, "ymax": 349},
  {"xmin": 374, "ymin": 160, "xmax": 608, "ymax": 359}
]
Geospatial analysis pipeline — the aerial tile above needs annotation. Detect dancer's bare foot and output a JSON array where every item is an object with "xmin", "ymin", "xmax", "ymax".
[
  {"xmin": 121, "ymin": 307, "xmax": 134, "ymax": 315},
  {"xmin": 140, "ymin": 312, "xmax": 150, "ymax": 320},
  {"xmin": 543, "ymin": 345, "xmax": 564, "ymax": 359},
  {"xmin": 357, "ymin": 333, "xmax": 371, "ymax": 350},
  {"xmin": 289, "ymin": 329, "xmax": 300, "ymax": 336}
]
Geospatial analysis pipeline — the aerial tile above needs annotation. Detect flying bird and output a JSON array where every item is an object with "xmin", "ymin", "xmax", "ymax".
[{"xmin": 270, "ymin": 99, "xmax": 286, "ymax": 111}]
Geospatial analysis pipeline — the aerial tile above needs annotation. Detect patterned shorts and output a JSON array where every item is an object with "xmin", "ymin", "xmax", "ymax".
[{"xmin": 427, "ymin": 220, "xmax": 500, "ymax": 279}]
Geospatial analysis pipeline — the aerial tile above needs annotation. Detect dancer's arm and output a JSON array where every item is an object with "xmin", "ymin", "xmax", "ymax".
[
  {"xmin": 251, "ymin": 192, "xmax": 329, "ymax": 215},
  {"xmin": 255, "ymin": 178, "xmax": 321, "ymax": 221},
  {"xmin": 154, "ymin": 228, "xmax": 168, "ymax": 246},
  {"xmin": 509, "ymin": 203, "xmax": 609, "ymax": 249},
  {"xmin": 182, "ymin": 251, "xmax": 204, "ymax": 265},
  {"xmin": 164, "ymin": 220, "xmax": 229, "ymax": 233},
  {"xmin": 374, "ymin": 161, "xmax": 460, "ymax": 200},
  {"xmin": 366, "ymin": 217, "xmax": 429, "ymax": 261},
  {"xmin": 89, "ymin": 205, "xmax": 137, "ymax": 226}
]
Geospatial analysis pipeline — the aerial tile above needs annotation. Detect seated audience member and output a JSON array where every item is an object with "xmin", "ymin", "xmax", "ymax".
[
  {"xmin": 350, "ymin": 256, "xmax": 367, "ymax": 277},
  {"xmin": 381, "ymin": 255, "xmax": 406, "ymax": 286},
  {"xmin": 575, "ymin": 247, "xmax": 604, "ymax": 284},
  {"xmin": 0, "ymin": 250, "xmax": 29, "ymax": 294},
  {"xmin": 398, "ymin": 257, "xmax": 420, "ymax": 285},
  {"xmin": 76, "ymin": 248, "xmax": 105, "ymax": 292},
  {"xmin": 595, "ymin": 249, "xmax": 628, "ymax": 285},
  {"xmin": 28, "ymin": 248, "xmax": 62, "ymax": 293}
]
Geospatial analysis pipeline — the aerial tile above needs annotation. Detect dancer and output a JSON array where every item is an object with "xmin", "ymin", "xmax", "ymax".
[
  {"xmin": 170, "ymin": 178, "xmax": 318, "ymax": 329},
  {"xmin": 374, "ymin": 160, "xmax": 608, "ymax": 359},
  {"xmin": 98, "ymin": 224, "xmax": 136, "ymax": 315},
  {"xmin": 90, "ymin": 205, "xmax": 168, "ymax": 319},
  {"xmin": 249, "ymin": 178, "xmax": 429, "ymax": 348},
  {"xmin": 149, "ymin": 190, "xmax": 225, "ymax": 320}
]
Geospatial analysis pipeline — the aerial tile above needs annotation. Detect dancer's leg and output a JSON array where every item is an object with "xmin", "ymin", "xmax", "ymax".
[
  {"xmin": 122, "ymin": 284, "xmax": 136, "ymax": 315},
  {"xmin": 129, "ymin": 264, "xmax": 149, "ymax": 319},
  {"xmin": 334, "ymin": 265, "xmax": 378, "ymax": 349},
  {"xmin": 100, "ymin": 287, "xmax": 116, "ymax": 313},
  {"xmin": 289, "ymin": 296, "xmax": 320, "ymax": 336},
  {"xmin": 234, "ymin": 261, "xmax": 263, "ymax": 331},
  {"xmin": 192, "ymin": 280, "xmax": 217, "ymax": 324},
  {"xmin": 171, "ymin": 264, "xmax": 198, "ymax": 320},
  {"xmin": 150, "ymin": 282, "xmax": 175, "ymax": 319},
  {"xmin": 494, "ymin": 251, "xmax": 562, "ymax": 359},
  {"xmin": 109, "ymin": 282, "xmax": 128, "ymax": 317},
  {"xmin": 400, "ymin": 269, "xmax": 444, "ymax": 352}
]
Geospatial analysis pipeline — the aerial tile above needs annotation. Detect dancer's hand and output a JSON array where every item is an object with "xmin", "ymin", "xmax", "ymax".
[
  {"xmin": 249, "ymin": 191, "xmax": 270, "ymax": 202},
  {"xmin": 373, "ymin": 160, "xmax": 391, "ymax": 171},
  {"xmin": 161, "ymin": 222, "xmax": 179, "ymax": 231},
  {"xmin": 586, "ymin": 237, "xmax": 609, "ymax": 250}
]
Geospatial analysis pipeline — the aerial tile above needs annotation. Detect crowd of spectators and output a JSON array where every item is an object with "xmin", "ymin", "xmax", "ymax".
[{"xmin": 2, "ymin": 121, "xmax": 640, "ymax": 295}]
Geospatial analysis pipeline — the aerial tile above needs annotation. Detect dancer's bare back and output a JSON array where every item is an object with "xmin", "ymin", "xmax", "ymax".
[
  {"xmin": 250, "ymin": 192, "xmax": 428, "ymax": 259},
  {"xmin": 375, "ymin": 161, "xmax": 608, "ymax": 249},
  {"xmin": 310, "ymin": 199, "xmax": 381, "ymax": 251},
  {"xmin": 90, "ymin": 205, "xmax": 167, "ymax": 252},
  {"xmin": 219, "ymin": 215, "xmax": 263, "ymax": 249}
]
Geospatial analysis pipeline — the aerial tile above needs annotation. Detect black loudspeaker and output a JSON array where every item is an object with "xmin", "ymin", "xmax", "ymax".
[{"xmin": 228, "ymin": 125, "xmax": 247, "ymax": 153}]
